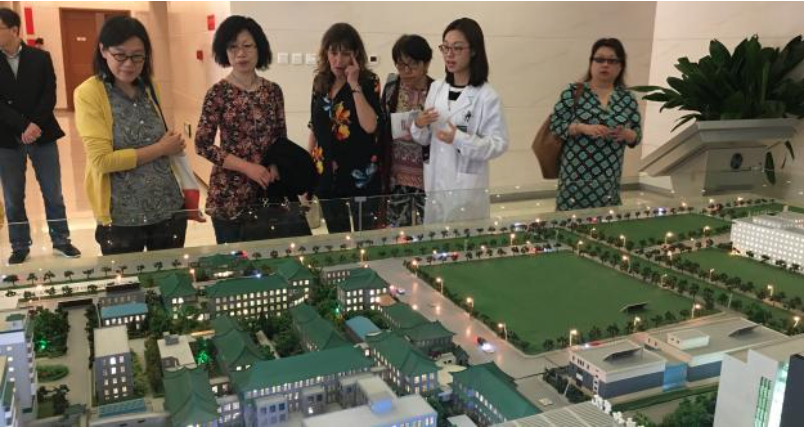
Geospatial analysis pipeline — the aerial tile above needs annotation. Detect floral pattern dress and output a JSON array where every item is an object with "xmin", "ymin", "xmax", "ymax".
[
  {"xmin": 550, "ymin": 82, "xmax": 642, "ymax": 211},
  {"xmin": 310, "ymin": 73, "xmax": 383, "ymax": 199},
  {"xmin": 195, "ymin": 79, "xmax": 287, "ymax": 220}
]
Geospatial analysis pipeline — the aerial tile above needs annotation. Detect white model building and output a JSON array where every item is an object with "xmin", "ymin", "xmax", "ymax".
[
  {"xmin": 730, "ymin": 212, "xmax": 804, "ymax": 267},
  {"xmin": 713, "ymin": 335, "xmax": 803, "ymax": 427},
  {"xmin": 301, "ymin": 375, "xmax": 437, "ymax": 427},
  {"xmin": 0, "ymin": 311, "xmax": 35, "ymax": 414}
]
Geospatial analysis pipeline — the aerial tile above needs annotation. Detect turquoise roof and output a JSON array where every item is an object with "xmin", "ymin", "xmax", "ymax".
[
  {"xmin": 100, "ymin": 302, "xmax": 148, "ymax": 319},
  {"xmin": 98, "ymin": 398, "xmax": 147, "ymax": 418},
  {"xmin": 345, "ymin": 316, "xmax": 381, "ymax": 341}
]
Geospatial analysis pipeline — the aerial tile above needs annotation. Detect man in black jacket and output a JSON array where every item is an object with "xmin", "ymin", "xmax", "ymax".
[{"xmin": 0, "ymin": 8, "xmax": 80, "ymax": 264}]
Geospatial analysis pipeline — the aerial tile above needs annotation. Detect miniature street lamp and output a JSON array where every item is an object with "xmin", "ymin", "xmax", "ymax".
[
  {"xmin": 189, "ymin": 268, "xmax": 196, "ymax": 282},
  {"xmin": 619, "ymin": 234, "xmax": 626, "ymax": 248},
  {"xmin": 360, "ymin": 249, "xmax": 366, "ymax": 262},
  {"xmin": 36, "ymin": 284, "xmax": 42, "ymax": 302},
  {"xmin": 665, "ymin": 232, "xmax": 674, "ymax": 244},
  {"xmin": 577, "ymin": 240, "xmax": 584, "ymax": 254},
  {"xmin": 498, "ymin": 323, "xmax": 508, "ymax": 341},
  {"xmin": 510, "ymin": 233, "xmax": 516, "ymax": 247},
  {"xmin": 794, "ymin": 316, "xmax": 801, "ymax": 329},
  {"xmin": 633, "ymin": 316, "xmax": 641, "ymax": 332},
  {"xmin": 667, "ymin": 251, "xmax": 674, "ymax": 262},
  {"xmin": 466, "ymin": 297, "xmax": 474, "ymax": 313},
  {"xmin": 569, "ymin": 329, "xmax": 578, "ymax": 347},
  {"xmin": 709, "ymin": 268, "xmax": 715, "ymax": 282},
  {"xmin": 703, "ymin": 226, "xmax": 711, "ymax": 236},
  {"xmin": 622, "ymin": 255, "xmax": 631, "ymax": 271},
  {"xmin": 767, "ymin": 284, "xmax": 774, "ymax": 298},
  {"xmin": 436, "ymin": 277, "xmax": 444, "ymax": 294},
  {"xmin": 591, "ymin": 227, "xmax": 597, "ymax": 238},
  {"xmin": 661, "ymin": 274, "xmax": 668, "ymax": 287},
  {"xmin": 299, "ymin": 256, "xmax": 305, "ymax": 264},
  {"xmin": 691, "ymin": 303, "xmax": 702, "ymax": 319}
]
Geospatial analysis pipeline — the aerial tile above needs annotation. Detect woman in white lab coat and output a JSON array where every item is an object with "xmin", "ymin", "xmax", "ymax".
[{"xmin": 411, "ymin": 18, "xmax": 508, "ymax": 225}]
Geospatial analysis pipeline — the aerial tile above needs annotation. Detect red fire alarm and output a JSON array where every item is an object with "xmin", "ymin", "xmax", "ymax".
[
  {"xmin": 196, "ymin": 50, "xmax": 204, "ymax": 61},
  {"xmin": 207, "ymin": 14, "xmax": 215, "ymax": 31}
]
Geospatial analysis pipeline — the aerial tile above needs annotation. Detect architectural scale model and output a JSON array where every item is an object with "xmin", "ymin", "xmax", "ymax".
[{"xmin": 0, "ymin": 198, "xmax": 802, "ymax": 427}]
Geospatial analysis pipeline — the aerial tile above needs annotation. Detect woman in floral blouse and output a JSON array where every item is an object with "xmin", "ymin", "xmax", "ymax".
[
  {"xmin": 309, "ymin": 23, "xmax": 383, "ymax": 233},
  {"xmin": 196, "ymin": 16, "xmax": 308, "ymax": 244},
  {"xmin": 549, "ymin": 38, "xmax": 642, "ymax": 211}
]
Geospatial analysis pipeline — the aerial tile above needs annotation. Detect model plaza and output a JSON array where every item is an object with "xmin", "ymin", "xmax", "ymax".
[{"xmin": 0, "ymin": 195, "xmax": 802, "ymax": 427}]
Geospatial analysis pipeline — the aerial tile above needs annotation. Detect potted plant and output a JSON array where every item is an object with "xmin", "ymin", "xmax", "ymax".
[{"xmin": 636, "ymin": 35, "xmax": 803, "ymax": 193}]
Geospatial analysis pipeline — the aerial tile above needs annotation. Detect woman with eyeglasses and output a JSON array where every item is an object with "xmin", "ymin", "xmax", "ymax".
[
  {"xmin": 196, "ymin": 15, "xmax": 310, "ymax": 244},
  {"xmin": 411, "ymin": 18, "xmax": 509, "ymax": 224},
  {"xmin": 549, "ymin": 38, "xmax": 642, "ymax": 211},
  {"xmin": 74, "ymin": 16, "xmax": 188, "ymax": 255},
  {"xmin": 309, "ymin": 23, "xmax": 383, "ymax": 233},
  {"xmin": 380, "ymin": 35, "xmax": 433, "ymax": 227}
]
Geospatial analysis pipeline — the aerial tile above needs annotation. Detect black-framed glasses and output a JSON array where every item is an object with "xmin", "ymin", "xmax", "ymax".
[
  {"xmin": 592, "ymin": 57, "xmax": 622, "ymax": 65},
  {"xmin": 109, "ymin": 52, "xmax": 147, "ymax": 64},
  {"xmin": 395, "ymin": 60, "xmax": 422, "ymax": 71},
  {"xmin": 438, "ymin": 44, "xmax": 468, "ymax": 55}
]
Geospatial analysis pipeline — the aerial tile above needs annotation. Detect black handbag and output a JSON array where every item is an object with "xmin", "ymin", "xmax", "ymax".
[{"xmin": 239, "ymin": 137, "xmax": 316, "ymax": 241}]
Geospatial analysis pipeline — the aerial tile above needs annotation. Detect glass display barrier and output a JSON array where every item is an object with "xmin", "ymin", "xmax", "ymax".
[{"xmin": 0, "ymin": 170, "xmax": 801, "ymax": 282}]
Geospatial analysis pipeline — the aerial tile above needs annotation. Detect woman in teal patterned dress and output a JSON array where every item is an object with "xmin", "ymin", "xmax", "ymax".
[{"xmin": 550, "ymin": 38, "xmax": 642, "ymax": 211}]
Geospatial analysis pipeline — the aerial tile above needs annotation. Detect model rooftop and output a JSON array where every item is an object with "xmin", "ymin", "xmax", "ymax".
[
  {"xmin": 647, "ymin": 318, "xmax": 787, "ymax": 358},
  {"xmin": 573, "ymin": 340, "xmax": 666, "ymax": 373},
  {"xmin": 497, "ymin": 402, "xmax": 618, "ymax": 427},
  {"xmin": 230, "ymin": 346, "xmax": 373, "ymax": 393},
  {"xmin": 94, "ymin": 326, "xmax": 129, "ymax": 357},
  {"xmin": 157, "ymin": 335, "xmax": 196, "ymax": 368}
]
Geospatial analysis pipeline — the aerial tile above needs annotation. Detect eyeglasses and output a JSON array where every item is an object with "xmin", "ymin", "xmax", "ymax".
[
  {"xmin": 227, "ymin": 43, "xmax": 256, "ymax": 54},
  {"xmin": 592, "ymin": 57, "xmax": 622, "ymax": 65},
  {"xmin": 438, "ymin": 44, "xmax": 469, "ymax": 55},
  {"xmin": 395, "ymin": 60, "xmax": 422, "ymax": 72},
  {"xmin": 109, "ymin": 52, "xmax": 147, "ymax": 64}
]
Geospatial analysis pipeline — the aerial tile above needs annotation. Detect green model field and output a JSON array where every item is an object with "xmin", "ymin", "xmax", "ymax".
[
  {"xmin": 421, "ymin": 252, "xmax": 694, "ymax": 351},
  {"xmin": 593, "ymin": 214, "xmax": 731, "ymax": 244},
  {"xmin": 680, "ymin": 248, "xmax": 804, "ymax": 301}
]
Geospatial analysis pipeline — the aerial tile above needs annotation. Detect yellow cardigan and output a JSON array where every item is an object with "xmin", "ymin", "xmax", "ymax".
[{"xmin": 74, "ymin": 76, "xmax": 162, "ymax": 225}]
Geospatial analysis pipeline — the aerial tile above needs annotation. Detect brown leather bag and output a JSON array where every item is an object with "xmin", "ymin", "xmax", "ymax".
[{"xmin": 532, "ymin": 83, "xmax": 584, "ymax": 179}]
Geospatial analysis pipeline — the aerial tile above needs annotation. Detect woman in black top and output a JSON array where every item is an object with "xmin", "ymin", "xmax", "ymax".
[{"xmin": 309, "ymin": 23, "xmax": 382, "ymax": 233}]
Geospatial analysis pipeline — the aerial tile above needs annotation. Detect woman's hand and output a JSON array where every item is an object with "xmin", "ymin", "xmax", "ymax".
[
  {"xmin": 157, "ymin": 131, "xmax": 186, "ymax": 156},
  {"xmin": 435, "ymin": 122, "xmax": 457, "ymax": 144},
  {"xmin": 346, "ymin": 53, "xmax": 361, "ymax": 90},
  {"xmin": 241, "ymin": 162, "xmax": 276, "ymax": 189},
  {"xmin": 610, "ymin": 125, "xmax": 637, "ymax": 144},
  {"xmin": 415, "ymin": 107, "xmax": 439, "ymax": 128},
  {"xmin": 577, "ymin": 124, "xmax": 611, "ymax": 138}
]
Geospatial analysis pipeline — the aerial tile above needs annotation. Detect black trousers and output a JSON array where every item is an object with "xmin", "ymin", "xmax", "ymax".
[{"xmin": 95, "ymin": 214, "xmax": 188, "ymax": 255}]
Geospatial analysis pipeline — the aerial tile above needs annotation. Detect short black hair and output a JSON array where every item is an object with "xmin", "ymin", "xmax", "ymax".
[
  {"xmin": 0, "ymin": 8, "xmax": 21, "ymax": 32},
  {"xmin": 442, "ymin": 18, "xmax": 489, "ymax": 87},
  {"xmin": 212, "ymin": 15, "xmax": 272, "ymax": 70},
  {"xmin": 93, "ymin": 16, "xmax": 153, "ymax": 85},
  {"xmin": 35, "ymin": 37, "xmax": 44, "ymax": 45},
  {"xmin": 585, "ymin": 38, "xmax": 628, "ymax": 87},
  {"xmin": 392, "ymin": 34, "xmax": 432, "ymax": 65}
]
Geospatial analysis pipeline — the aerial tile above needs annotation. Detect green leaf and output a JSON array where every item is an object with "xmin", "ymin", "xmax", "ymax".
[
  {"xmin": 709, "ymin": 39, "xmax": 732, "ymax": 67},
  {"xmin": 764, "ymin": 152, "xmax": 776, "ymax": 184}
]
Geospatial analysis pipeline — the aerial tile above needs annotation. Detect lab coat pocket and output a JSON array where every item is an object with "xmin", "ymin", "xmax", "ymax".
[{"xmin": 457, "ymin": 155, "xmax": 484, "ymax": 175}]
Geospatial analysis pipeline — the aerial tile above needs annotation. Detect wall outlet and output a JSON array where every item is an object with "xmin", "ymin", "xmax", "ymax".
[
  {"xmin": 305, "ymin": 53, "xmax": 317, "ymax": 66},
  {"xmin": 291, "ymin": 53, "xmax": 303, "ymax": 65},
  {"xmin": 368, "ymin": 54, "xmax": 379, "ymax": 66},
  {"xmin": 277, "ymin": 52, "xmax": 289, "ymax": 64}
]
